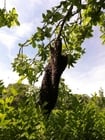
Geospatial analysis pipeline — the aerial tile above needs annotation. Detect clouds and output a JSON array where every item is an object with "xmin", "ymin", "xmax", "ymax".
[
  {"xmin": 0, "ymin": 62, "xmax": 19, "ymax": 86},
  {"xmin": 15, "ymin": 22, "xmax": 34, "ymax": 38},
  {"xmin": 0, "ymin": 70, "xmax": 19, "ymax": 87},
  {"xmin": 63, "ymin": 52, "xmax": 105, "ymax": 95},
  {"xmin": 0, "ymin": 29, "xmax": 18, "ymax": 50},
  {"xmin": 63, "ymin": 67, "xmax": 105, "ymax": 95},
  {"xmin": 91, "ymin": 65, "xmax": 105, "ymax": 81}
]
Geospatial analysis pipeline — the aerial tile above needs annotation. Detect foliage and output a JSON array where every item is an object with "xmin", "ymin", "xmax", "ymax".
[
  {"xmin": 0, "ymin": 8, "xmax": 20, "ymax": 28},
  {"xmin": 0, "ymin": 82, "xmax": 105, "ymax": 140}
]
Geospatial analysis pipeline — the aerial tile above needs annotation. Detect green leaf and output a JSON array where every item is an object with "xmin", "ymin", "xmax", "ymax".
[
  {"xmin": 100, "ymin": 33, "xmax": 105, "ymax": 44},
  {"xmin": 53, "ymin": 12, "xmax": 63, "ymax": 22},
  {"xmin": 83, "ymin": 17, "xmax": 91, "ymax": 26}
]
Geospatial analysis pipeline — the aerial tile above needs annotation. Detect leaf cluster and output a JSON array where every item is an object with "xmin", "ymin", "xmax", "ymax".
[
  {"xmin": 12, "ymin": 54, "xmax": 44, "ymax": 84},
  {"xmin": 0, "ymin": 8, "xmax": 20, "ymax": 28}
]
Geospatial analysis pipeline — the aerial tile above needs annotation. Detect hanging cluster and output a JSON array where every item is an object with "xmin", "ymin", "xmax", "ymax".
[{"xmin": 39, "ymin": 38, "xmax": 68, "ymax": 117}]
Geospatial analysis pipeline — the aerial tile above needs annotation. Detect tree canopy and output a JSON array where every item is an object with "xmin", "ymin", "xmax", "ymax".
[{"xmin": 12, "ymin": 0, "xmax": 105, "ymax": 85}]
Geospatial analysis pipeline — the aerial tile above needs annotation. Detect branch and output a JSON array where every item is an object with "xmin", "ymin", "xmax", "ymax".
[{"xmin": 57, "ymin": 5, "xmax": 73, "ymax": 39}]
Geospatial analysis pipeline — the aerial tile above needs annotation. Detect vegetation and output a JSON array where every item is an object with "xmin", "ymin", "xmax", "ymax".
[
  {"xmin": 0, "ymin": 81, "xmax": 105, "ymax": 140},
  {"xmin": 0, "ymin": 7, "xmax": 19, "ymax": 27},
  {"xmin": 0, "ymin": 0, "xmax": 105, "ymax": 139}
]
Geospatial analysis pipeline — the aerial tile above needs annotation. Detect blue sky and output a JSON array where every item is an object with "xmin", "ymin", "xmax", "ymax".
[{"xmin": 0, "ymin": 0, "xmax": 105, "ymax": 95}]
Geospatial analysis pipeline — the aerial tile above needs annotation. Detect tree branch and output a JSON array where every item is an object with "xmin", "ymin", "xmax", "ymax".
[{"xmin": 57, "ymin": 5, "xmax": 73, "ymax": 39}]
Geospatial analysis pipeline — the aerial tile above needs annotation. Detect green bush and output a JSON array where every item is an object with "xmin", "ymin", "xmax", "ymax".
[{"xmin": 0, "ymin": 82, "xmax": 105, "ymax": 140}]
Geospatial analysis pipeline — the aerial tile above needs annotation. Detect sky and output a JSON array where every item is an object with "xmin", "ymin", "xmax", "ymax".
[{"xmin": 0, "ymin": 0, "xmax": 105, "ymax": 95}]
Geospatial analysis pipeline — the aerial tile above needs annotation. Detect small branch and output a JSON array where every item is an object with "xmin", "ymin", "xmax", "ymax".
[{"xmin": 57, "ymin": 5, "xmax": 73, "ymax": 39}]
